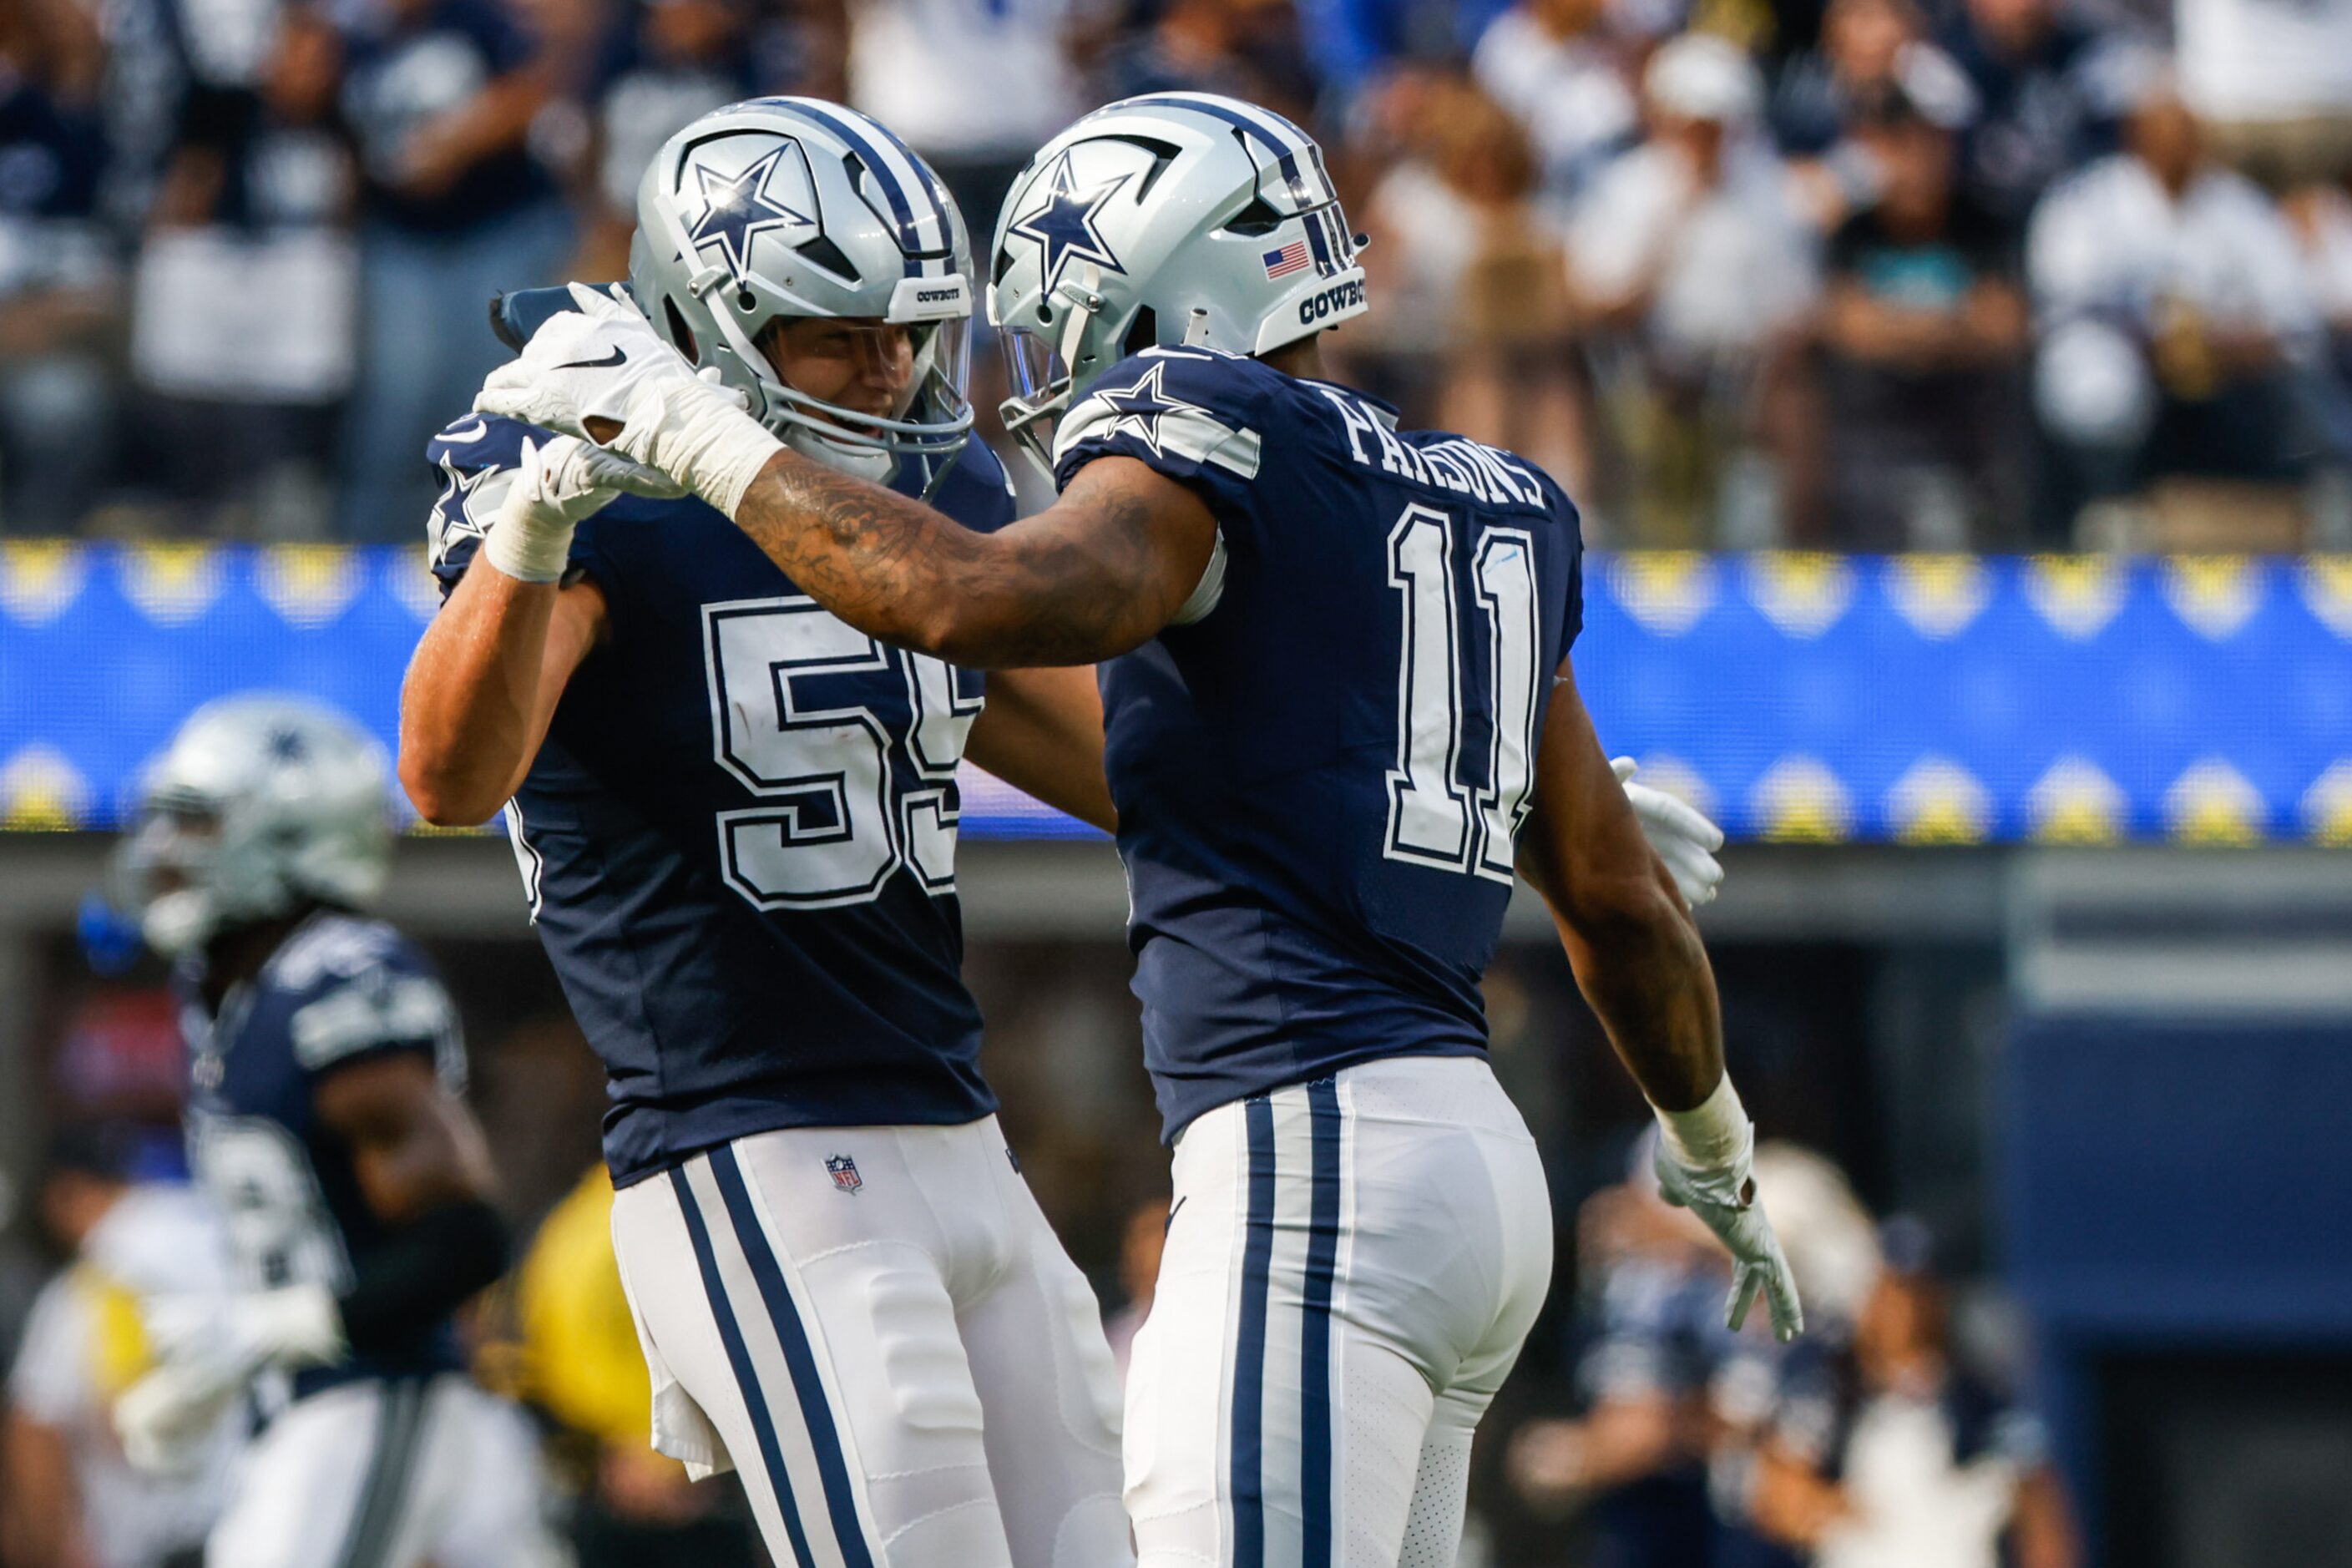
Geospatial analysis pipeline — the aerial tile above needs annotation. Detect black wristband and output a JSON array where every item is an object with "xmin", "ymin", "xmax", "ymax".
[{"xmin": 336, "ymin": 1198, "xmax": 510, "ymax": 1358}]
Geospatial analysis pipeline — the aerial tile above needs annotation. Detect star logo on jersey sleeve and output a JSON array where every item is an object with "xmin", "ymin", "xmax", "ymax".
[
  {"xmin": 1091, "ymin": 362, "xmax": 1207, "ymax": 459},
  {"xmin": 427, "ymin": 445, "xmax": 525, "ymax": 572},
  {"xmin": 1007, "ymin": 151, "xmax": 1130, "ymax": 295},
  {"xmin": 688, "ymin": 144, "xmax": 815, "ymax": 281}
]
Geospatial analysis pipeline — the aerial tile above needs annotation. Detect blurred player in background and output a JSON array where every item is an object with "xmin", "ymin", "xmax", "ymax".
[
  {"xmin": 105, "ymin": 695, "xmax": 559, "ymax": 1568},
  {"xmin": 481, "ymin": 88, "xmax": 1797, "ymax": 1568},
  {"xmin": 4, "ymin": 1126, "xmax": 234, "ymax": 1568},
  {"xmin": 400, "ymin": 98, "xmax": 1132, "ymax": 1568}
]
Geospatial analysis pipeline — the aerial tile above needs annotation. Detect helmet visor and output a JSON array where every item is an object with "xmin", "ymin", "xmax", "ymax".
[
  {"xmin": 998, "ymin": 322, "xmax": 1074, "ymax": 473},
  {"xmin": 755, "ymin": 315, "xmax": 974, "ymax": 461}
]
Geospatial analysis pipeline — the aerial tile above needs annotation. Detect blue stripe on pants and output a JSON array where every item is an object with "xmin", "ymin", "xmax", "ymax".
[
  {"xmin": 1232, "ymin": 1095, "xmax": 1277, "ymax": 1568},
  {"xmin": 1302, "ymin": 1080, "xmax": 1343, "ymax": 1567},
  {"xmin": 670, "ymin": 1166, "xmax": 821, "ymax": 1568},
  {"xmin": 709, "ymin": 1143, "xmax": 878, "ymax": 1568}
]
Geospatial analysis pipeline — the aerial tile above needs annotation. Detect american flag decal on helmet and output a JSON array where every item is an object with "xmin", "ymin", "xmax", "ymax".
[{"xmin": 1262, "ymin": 241, "xmax": 1311, "ymax": 280}]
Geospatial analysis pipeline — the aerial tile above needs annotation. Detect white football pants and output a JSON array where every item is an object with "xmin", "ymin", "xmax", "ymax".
[
  {"xmin": 1125, "ymin": 1055, "xmax": 1554, "ymax": 1568},
  {"xmin": 609, "ymin": 1116, "xmax": 1131, "ymax": 1568},
  {"xmin": 205, "ymin": 1373, "xmax": 561, "ymax": 1568}
]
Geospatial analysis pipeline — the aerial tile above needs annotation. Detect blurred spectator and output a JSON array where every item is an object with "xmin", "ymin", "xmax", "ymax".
[
  {"xmin": 847, "ymin": 0, "xmax": 1084, "ymax": 243},
  {"xmin": 2289, "ymin": 182, "xmax": 2352, "ymax": 392},
  {"xmin": 3, "ymin": 1129, "xmax": 235, "ymax": 1568},
  {"xmin": 572, "ymin": 0, "xmax": 772, "ymax": 278},
  {"xmin": 1291, "ymin": 0, "xmax": 1511, "ymax": 106},
  {"xmin": 1470, "ymin": 0, "xmax": 1639, "ymax": 215},
  {"xmin": 1568, "ymin": 33, "xmax": 1818, "ymax": 544},
  {"xmin": 1096, "ymin": 0, "xmax": 1313, "ymax": 118},
  {"xmin": 1935, "ymin": 0, "xmax": 2130, "ymax": 225},
  {"xmin": 2028, "ymin": 63, "xmax": 2333, "ymax": 545},
  {"xmin": 1768, "ymin": 0, "xmax": 1975, "ymax": 166},
  {"xmin": 1750, "ymin": 1227, "xmax": 2079, "ymax": 1568},
  {"xmin": 513, "ymin": 1163, "xmax": 759, "ymax": 1567},
  {"xmin": 2176, "ymin": 0, "xmax": 2352, "ymax": 194},
  {"xmin": 1353, "ymin": 78, "xmax": 1582, "ymax": 478},
  {"xmin": 1102, "ymin": 1193, "xmax": 1167, "ymax": 1377},
  {"xmin": 0, "ymin": 0, "xmax": 115, "ymax": 534},
  {"xmin": 1816, "ymin": 88, "xmax": 2029, "ymax": 548},
  {"xmin": 335, "ymin": 0, "xmax": 568, "ymax": 541},
  {"xmin": 129, "ymin": 4, "xmax": 357, "ymax": 536}
]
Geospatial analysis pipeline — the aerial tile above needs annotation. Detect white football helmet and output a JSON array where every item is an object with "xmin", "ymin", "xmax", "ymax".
[
  {"xmin": 989, "ymin": 92, "xmax": 1368, "ymax": 470},
  {"xmin": 630, "ymin": 97, "xmax": 975, "ymax": 492},
  {"xmin": 112, "ymin": 696, "xmax": 392, "ymax": 958}
]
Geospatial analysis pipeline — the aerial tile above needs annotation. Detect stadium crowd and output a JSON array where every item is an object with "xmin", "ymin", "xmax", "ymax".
[{"xmin": 3, "ymin": 0, "xmax": 2352, "ymax": 548}]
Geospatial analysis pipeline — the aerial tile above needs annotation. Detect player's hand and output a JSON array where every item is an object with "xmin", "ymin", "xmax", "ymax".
[
  {"xmin": 116, "ymin": 1286, "xmax": 346, "ymax": 1472},
  {"xmin": 474, "ymin": 284, "xmax": 780, "ymax": 516},
  {"xmin": 480, "ymin": 432, "xmax": 684, "ymax": 583},
  {"xmin": 1614, "ymin": 757, "xmax": 1724, "ymax": 907},
  {"xmin": 1653, "ymin": 1135, "xmax": 1804, "ymax": 1343},
  {"xmin": 475, "ymin": 283, "xmax": 700, "ymax": 440}
]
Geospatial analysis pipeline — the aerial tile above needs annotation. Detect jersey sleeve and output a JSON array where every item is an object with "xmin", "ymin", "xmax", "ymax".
[
  {"xmin": 1050, "ymin": 349, "xmax": 1270, "ymax": 518},
  {"xmin": 424, "ymin": 413, "xmax": 534, "ymax": 596},
  {"xmin": 276, "ymin": 925, "xmax": 464, "ymax": 1087}
]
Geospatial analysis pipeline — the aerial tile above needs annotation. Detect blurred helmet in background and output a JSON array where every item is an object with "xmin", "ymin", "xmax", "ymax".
[
  {"xmin": 113, "ymin": 695, "xmax": 392, "ymax": 959},
  {"xmin": 989, "ymin": 92, "xmax": 1368, "ymax": 472},
  {"xmin": 630, "ymin": 96, "xmax": 975, "ymax": 492}
]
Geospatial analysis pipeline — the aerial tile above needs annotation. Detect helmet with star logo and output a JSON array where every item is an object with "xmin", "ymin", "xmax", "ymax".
[
  {"xmin": 110, "ymin": 696, "xmax": 392, "ymax": 958},
  {"xmin": 990, "ymin": 93, "xmax": 1367, "ymax": 471},
  {"xmin": 630, "ymin": 98, "xmax": 976, "ymax": 492}
]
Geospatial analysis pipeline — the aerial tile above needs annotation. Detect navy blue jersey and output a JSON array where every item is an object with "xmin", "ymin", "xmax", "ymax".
[
  {"xmin": 427, "ymin": 417, "xmax": 1017, "ymax": 1184},
  {"xmin": 177, "ymin": 912, "xmax": 468, "ymax": 1394},
  {"xmin": 1052, "ymin": 348, "xmax": 1584, "ymax": 1138}
]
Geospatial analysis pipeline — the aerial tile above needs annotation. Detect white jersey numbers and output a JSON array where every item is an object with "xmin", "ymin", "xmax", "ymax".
[
  {"xmin": 1383, "ymin": 505, "xmax": 1543, "ymax": 887},
  {"xmin": 703, "ymin": 596, "xmax": 978, "ymax": 910}
]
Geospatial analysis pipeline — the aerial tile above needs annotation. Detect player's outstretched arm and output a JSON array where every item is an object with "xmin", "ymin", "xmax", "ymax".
[
  {"xmin": 475, "ymin": 291, "xmax": 1219, "ymax": 668},
  {"xmin": 1521, "ymin": 659, "xmax": 1803, "ymax": 1342},
  {"xmin": 731, "ymin": 452, "xmax": 1218, "ymax": 669}
]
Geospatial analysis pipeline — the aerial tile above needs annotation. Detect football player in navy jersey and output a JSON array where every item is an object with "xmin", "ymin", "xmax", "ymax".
[
  {"xmin": 400, "ymin": 99, "xmax": 1130, "ymax": 1568},
  {"xmin": 483, "ymin": 89, "xmax": 1802, "ymax": 1568},
  {"xmin": 107, "ymin": 695, "xmax": 559, "ymax": 1568}
]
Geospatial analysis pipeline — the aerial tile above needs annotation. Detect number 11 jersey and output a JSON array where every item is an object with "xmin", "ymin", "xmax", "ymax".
[
  {"xmin": 1051, "ymin": 348, "xmax": 1586, "ymax": 1141},
  {"xmin": 426, "ymin": 415, "xmax": 1016, "ymax": 1186}
]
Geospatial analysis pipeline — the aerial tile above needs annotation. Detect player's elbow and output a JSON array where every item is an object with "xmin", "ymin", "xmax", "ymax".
[{"xmin": 397, "ymin": 747, "xmax": 499, "ymax": 830}]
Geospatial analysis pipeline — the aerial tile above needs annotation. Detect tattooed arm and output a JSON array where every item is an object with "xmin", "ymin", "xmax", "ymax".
[
  {"xmin": 477, "ymin": 296, "xmax": 1216, "ymax": 665},
  {"xmin": 727, "ymin": 451, "xmax": 1220, "ymax": 669}
]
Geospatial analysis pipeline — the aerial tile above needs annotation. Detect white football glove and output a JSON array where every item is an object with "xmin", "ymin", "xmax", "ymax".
[
  {"xmin": 1614, "ymin": 757, "xmax": 1725, "ymax": 907},
  {"xmin": 474, "ymin": 283, "xmax": 781, "ymax": 517},
  {"xmin": 481, "ymin": 432, "xmax": 685, "ymax": 583},
  {"xmin": 1651, "ymin": 1080, "xmax": 1804, "ymax": 1343},
  {"xmin": 114, "ymin": 1285, "xmax": 344, "ymax": 1474}
]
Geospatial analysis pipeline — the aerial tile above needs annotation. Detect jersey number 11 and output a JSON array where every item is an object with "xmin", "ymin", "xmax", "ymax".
[{"xmin": 1384, "ymin": 503, "xmax": 1542, "ymax": 888}]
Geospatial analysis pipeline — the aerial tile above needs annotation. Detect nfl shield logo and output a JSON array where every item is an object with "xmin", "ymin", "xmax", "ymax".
[{"xmin": 825, "ymin": 1154, "xmax": 863, "ymax": 1194}]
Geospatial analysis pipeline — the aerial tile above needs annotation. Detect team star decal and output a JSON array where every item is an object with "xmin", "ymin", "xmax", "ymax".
[
  {"xmin": 430, "ymin": 454, "xmax": 498, "ymax": 558},
  {"xmin": 1092, "ymin": 362, "xmax": 1205, "ymax": 458},
  {"xmin": 1008, "ymin": 151, "xmax": 1130, "ymax": 294},
  {"xmin": 688, "ymin": 145, "xmax": 813, "ymax": 280}
]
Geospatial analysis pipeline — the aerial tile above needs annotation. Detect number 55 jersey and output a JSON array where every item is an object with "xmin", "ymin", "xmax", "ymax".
[
  {"xmin": 425, "ymin": 414, "xmax": 1018, "ymax": 1186},
  {"xmin": 1051, "ymin": 347, "xmax": 1586, "ymax": 1140}
]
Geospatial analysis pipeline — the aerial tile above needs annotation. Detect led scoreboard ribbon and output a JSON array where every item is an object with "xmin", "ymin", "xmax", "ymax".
[{"xmin": 3, "ymin": 544, "xmax": 2349, "ymax": 844}]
